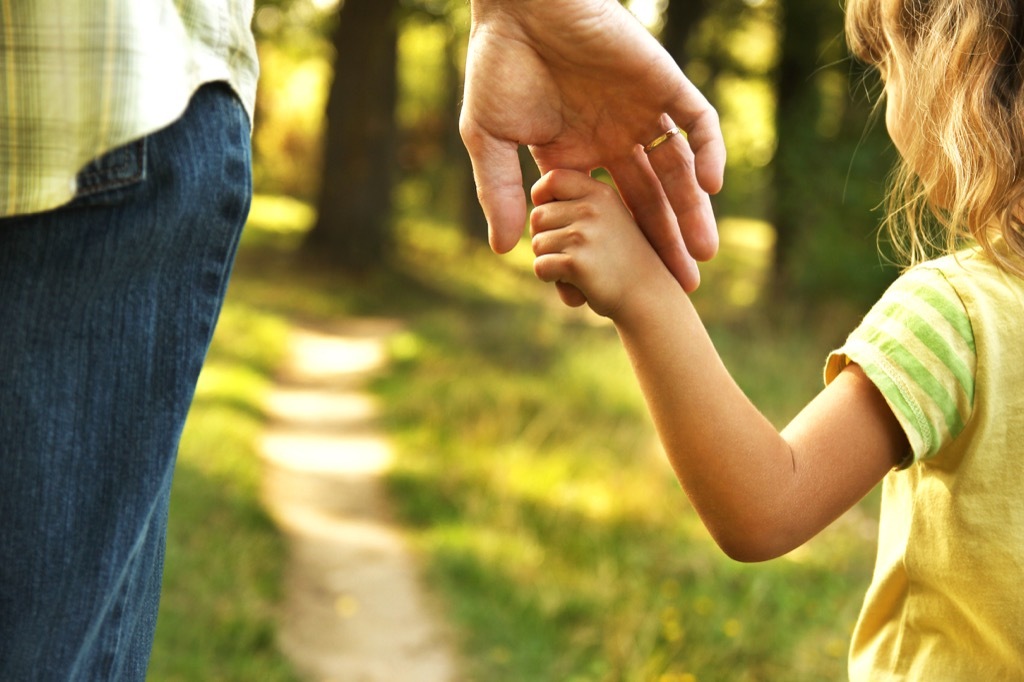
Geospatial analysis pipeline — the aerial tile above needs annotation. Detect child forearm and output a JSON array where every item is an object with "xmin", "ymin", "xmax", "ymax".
[
  {"xmin": 611, "ymin": 286, "xmax": 886, "ymax": 561},
  {"xmin": 527, "ymin": 169, "xmax": 902, "ymax": 558}
]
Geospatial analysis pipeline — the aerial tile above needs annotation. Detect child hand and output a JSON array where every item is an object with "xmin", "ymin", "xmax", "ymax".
[{"xmin": 530, "ymin": 169, "xmax": 674, "ymax": 318}]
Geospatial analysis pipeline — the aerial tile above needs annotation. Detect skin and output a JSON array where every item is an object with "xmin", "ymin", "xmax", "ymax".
[
  {"xmin": 882, "ymin": 60, "xmax": 905, "ymax": 157},
  {"xmin": 529, "ymin": 169, "xmax": 908, "ymax": 561},
  {"xmin": 461, "ymin": 0, "xmax": 726, "ymax": 298}
]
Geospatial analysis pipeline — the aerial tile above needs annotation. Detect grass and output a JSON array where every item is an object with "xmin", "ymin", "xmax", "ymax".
[
  {"xmin": 149, "ymin": 193, "xmax": 880, "ymax": 681},
  {"xmin": 148, "ymin": 194, "xmax": 437, "ymax": 680},
  {"xmin": 148, "ymin": 197, "xmax": 316, "ymax": 682},
  {"xmin": 377, "ymin": 212, "xmax": 880, "ymax": 681}
]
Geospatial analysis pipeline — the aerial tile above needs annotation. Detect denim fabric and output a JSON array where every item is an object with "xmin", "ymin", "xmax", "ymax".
[{"xmin": 0, "ymin": 83, "xmax": 251, "ymax": 680}]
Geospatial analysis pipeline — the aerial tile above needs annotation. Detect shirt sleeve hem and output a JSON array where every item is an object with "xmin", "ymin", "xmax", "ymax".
[{"xmin": 825, "ymin": 341, "xmax": 930, "ymax": 468}]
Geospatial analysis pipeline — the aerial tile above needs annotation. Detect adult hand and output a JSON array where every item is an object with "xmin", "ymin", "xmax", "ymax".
[{"xmin": 461, "ymin": 0, "xmax": 726, "ymax": 295}]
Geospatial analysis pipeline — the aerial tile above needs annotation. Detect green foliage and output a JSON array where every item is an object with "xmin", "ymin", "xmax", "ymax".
[
  {"xmin": 768, "ymin": 0, "xmax": 899, "ymax": 303},
  {"xmin": 148, "ymin": 187, "xmax": 882, "ymax": 679},
  {"xmin": 150, "ymin": 228, "xmax": 299, "ymax": 681},
  {"xmin": 374, "ymin": 217, "xmax": 879, "ymax": 681},
  {"xmin": 150, "ymin": 0, "xmax": 904, "ymax": 674},
  {"xmin": 773, "ymin": 118, "xmax": 898, "ymax": 304},
  {"xmin": 252, "ymin": 0, "xmax": 900, "ymax": 295}
]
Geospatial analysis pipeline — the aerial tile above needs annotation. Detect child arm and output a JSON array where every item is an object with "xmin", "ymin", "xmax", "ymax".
[{"xmin": 531, "ymin": 170, "xmax": 907, "ymax": 561}]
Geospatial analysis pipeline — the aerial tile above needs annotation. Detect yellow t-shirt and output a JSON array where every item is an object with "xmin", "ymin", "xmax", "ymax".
[{"xmin": 826, "ymin": 247, "xmax": 1024, "ymax": 679}]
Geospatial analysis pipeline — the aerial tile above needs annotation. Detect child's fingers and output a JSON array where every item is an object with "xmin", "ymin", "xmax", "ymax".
[
  {"xmin": 530, "ymin": 227, "xmax": 558, "ymax": 256},
  {"xmin": 534, "ymin": 255, "xmax": 588, "ymax": 307},
  {"xmin": 533, "ymin": 252, "xmax": 572, "ymax": 283},
  {"xmin": 531, "ymin": 168, "xmax": 595, "ymax": 206},
  {"xmin": 530, "ymin": 169, "xmax": 609, "ymax": 310},
  {"xmin": 529, "ymin": 201, "xmax": 574, "ymax": 236},
  {"xmin": 531, "ymin": 216, "xmax": 589, "ymax": 306},
  {"xmin": 555, "ymin": 282, "xmax": 587, "ymax": 307}
]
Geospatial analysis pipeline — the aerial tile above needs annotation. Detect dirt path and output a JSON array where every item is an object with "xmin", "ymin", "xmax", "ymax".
[{"xmin": 259, "ymin": 319, "xmax": 458, "ymax": 682}]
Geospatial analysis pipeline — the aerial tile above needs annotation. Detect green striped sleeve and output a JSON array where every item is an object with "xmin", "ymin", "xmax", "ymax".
[{"xmin": 824, "ymin": 265, "xmax": 977, "ymax": 465}]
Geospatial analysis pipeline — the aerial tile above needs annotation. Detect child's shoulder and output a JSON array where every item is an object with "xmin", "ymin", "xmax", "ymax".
[
  {"xmin": 899, "ymin": 246, "xmax": 1024, "ymax": 357},
  {"xmin": 913, "ymin": 244, "xmax": 1024, "ymax": 300}
]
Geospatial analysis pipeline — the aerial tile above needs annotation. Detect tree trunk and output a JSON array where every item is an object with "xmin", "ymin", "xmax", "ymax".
[
  {"xmin": 660, "ymin": 0, "xmax": 711, "ymax": 65},
  {"xmin": 304, "ymin": 0, "xmax": 400, "ymax": 271},
  {"xmin": 442, "ymin": 22, "xmax": 488, "ymax": 243},
  {"xmin": 770, "ymin": 0, "xmax": 830, "ymax": 295}
]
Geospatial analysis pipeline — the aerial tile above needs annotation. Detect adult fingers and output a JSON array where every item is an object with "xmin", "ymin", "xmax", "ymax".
[
  {"xmin": 460, "ymin": 116, "xmax": 528, "ymax": 254},
  {"xmin": 666, "ymin": 80, "xmax": 727, "ymax": 195},
  {"xmin": 609, "ymin": 153, "xmax": 703, "ymax": 293},
  {"xmin": 641, "ymin": 119, "xmax": 720, "ymax": 263}
]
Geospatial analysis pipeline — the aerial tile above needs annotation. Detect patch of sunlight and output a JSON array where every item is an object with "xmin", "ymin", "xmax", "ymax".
[
  {"xmin": 507, "ymin": 232, "xmax": 542, "ymax": 272},
  {"xmin": 724, "ymin": 278, "xmax": 759, "ymax": 308},
  {"xmin": 248, "ymin": 194, "xmax": 316, "ymax": 234},
  {"xmin": 783, "ymin": 502, "xmax": 879, "ymax": 569},
  {"xmin": 561, "ymin": 342, "xmax": 647, "ymax": 417},
  {"xmin": 659, "ymin": 674, "xmax": 697, "ymax": 682},
  {"xmin": 194, "ymin": 363, "xmax": 268, "ymax": 402},
  {"xmin": 717, "ymin": 75, "xmax": 776, "ymax": 168},
  {"xmin": 282, "ymin": 58, "xmax": 331, "ymax": 115},
  {"xmin": 502, "ymin": 450, "xmax": 614, "ymax": 520},
  {"xmin": 626, "ymin": 0, "xmax": 666, "ymax": 31},
  {"xmin": 496, "ymin": 444, "xmax": 657, "ymax": 525},
  {"xmin": 717, "ymin": 216, "xmax": 776, "ymax": 307},
  {"xmin": 396, "ymin": 216, "xmax": 540, "ymax": 304},
  {"xmin": 387, "ymin": 330, "xmax": 425, "ymax": 364},
  {"xmin": 720, "ymin": 216, "xmax": 774, "ymax": 252},
  {"xmin": 397, "ymin": 19, "xmax": 448, "ymax": 128},
  {"xmin": 723, "ymin": 4, "xmax": 778, "ymax": 74},
  {"xmin": 816, "ymin": 69, "xmax": 849, "ymax": 139},
  {"xmin": 437, "ymin": 524, "xmax": 548, "ymax": 574},
  {"xmin": 555, "ymin": 480, "xmax": 618, "ymax": 520}
]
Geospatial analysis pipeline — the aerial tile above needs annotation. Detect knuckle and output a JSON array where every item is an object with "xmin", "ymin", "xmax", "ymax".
[
  {"xmin": 529, "ymin": 206, "xmax": 546, "ymax": 234},
  {"xmin": 458, "ymin": 115, "xmax": 484, "ymax": 147},
  {"xmin": 564, "ymin": 225, "xmax": 586, "ymax": 247},
  {"xmin": 530, "ymin": 232, "xmax": 545, "ymax": 255}
]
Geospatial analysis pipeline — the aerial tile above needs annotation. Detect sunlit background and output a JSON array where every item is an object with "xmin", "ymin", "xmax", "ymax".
[{"xmin": 150, "ymin": 1, "xmax": 897, "ymax": 680}]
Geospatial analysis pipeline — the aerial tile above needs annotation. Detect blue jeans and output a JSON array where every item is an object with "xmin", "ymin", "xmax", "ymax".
[{"xmin": 0, "ymin": 83, "xmax": 252, "ymax": 680}]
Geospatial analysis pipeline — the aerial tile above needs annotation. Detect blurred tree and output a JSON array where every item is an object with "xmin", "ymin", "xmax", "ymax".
[
  {"xmin": 660, "ymin": 0, "xmax": 712, "ymax": 69},
  {"xmin": 446, "ymin": 26, "xmax": 489, "ymax": 244},
  {"xmin": 400, "ymin": 0, "xmax": 488, "ymax": 243},
  {"xmin": 303, "ymin": 0, "xmax": 400, "ymax": 270},
  {"xmin": 658, "ymin": 0, "xmax": 893, "ymax": 304},
  {"xmin": 251, "ymin": 0, "xmax": 335, "ymax": 199},
  {"xmin": 771, "ymin": 0, "xmax": 894, "ymax": 303}
]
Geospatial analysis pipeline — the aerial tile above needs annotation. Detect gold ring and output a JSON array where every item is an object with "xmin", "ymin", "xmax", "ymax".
[{"xmin": 643, "ymin": 127, "xmax": 682, "ymax": 154}]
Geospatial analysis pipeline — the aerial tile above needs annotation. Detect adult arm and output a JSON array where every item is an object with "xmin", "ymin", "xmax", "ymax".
[{"xmin": 462, "ymin": 0, "xmax": 725, "ymax": 295}]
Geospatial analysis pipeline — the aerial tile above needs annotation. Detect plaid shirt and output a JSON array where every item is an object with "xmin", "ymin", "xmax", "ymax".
[{"xmin": 0, "ymin": 0, "xmax": 258, "ymax": 217}]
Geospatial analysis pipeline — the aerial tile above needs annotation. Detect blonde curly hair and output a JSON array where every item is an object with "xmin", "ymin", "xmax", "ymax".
[{"xmin": 845, "ymin": 0, "xmax": 1024, "ymax": 276}]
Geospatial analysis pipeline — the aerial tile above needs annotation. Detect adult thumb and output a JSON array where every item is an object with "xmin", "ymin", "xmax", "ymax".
[{"xmin": 460, "ymin": 119, "xmax": 527, "ymax": 254}]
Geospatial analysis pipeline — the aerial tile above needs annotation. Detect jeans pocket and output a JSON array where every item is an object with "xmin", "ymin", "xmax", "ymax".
[{"xmin": 71, "ymin": 138, "xmax": 148, "ymax": 207}]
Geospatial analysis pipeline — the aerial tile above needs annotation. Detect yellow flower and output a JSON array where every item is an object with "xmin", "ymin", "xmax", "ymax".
[
  {"xmin": 723, "ymin": 618, "xmax": 742, "ymax": 638},
  {"xmin": 693, "ymin": 596, "xmax": 714, "ymax": 616}
]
